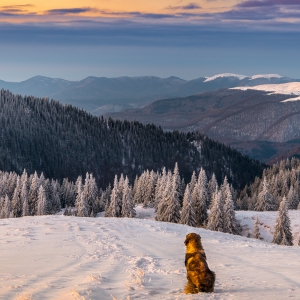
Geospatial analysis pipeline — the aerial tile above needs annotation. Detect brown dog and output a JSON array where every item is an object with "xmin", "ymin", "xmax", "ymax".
[{"xmin": 184, "ymin": 233, "xmax": 215, "ymax": 293}]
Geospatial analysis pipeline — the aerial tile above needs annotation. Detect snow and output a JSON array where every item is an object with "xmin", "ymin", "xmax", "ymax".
[
  {"xmin": 250, "ymin": 74, "xmax": 283, "ymax": 80},
  {"xmin": 1, "ymin": 208, "xmax": 300, "ymax": 299},
  {"xmin": 231, "ymin": 82, "xmax": 300, "ymax": 102},
  {"xmin": 204, "ymin": 73, "xmax": 248, "ymax": 82}
]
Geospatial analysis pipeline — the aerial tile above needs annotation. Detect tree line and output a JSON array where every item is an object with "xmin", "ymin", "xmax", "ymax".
[{"xmin": 0, "ymin": 89, "xmax": 265, "ymax": 191}]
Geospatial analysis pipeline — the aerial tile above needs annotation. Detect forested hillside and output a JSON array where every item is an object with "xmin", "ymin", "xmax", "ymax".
[{"xmin": 0, "ymin": 89, "xmax": 265, "ymax": 189}]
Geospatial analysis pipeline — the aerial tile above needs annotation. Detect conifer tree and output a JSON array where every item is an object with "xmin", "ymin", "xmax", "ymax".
[
  {"xmin": 206, "ymin": 190, "xmax": 224, "ymax": 232},
  {"xmin": 121, "ymin": 176, "xmax": 136, "ymax": 218},
  {"xmin": 287, "ymin": 185, "xmax": 298, "ymax": 209},
  {"xmin": 189, "ymin": 171, "xmax": 197, "ymax": 195},
  {"xmin": 2, "ymin": 195, "xmax": 11, "ymax": 218},
  {"xmin": 192, "ymin": 182, "xmax": 208, "ymax": 227},
  {"xmin": 255, "ymin": 178, "xmax": 274, "ymax": 211},
  {"xmin": 180, "ymin": 185, "xmax": 196, "ymax": 227},
  {"xmin": 28, "ymin": 171, "xmax": 39, "ymax": 215},
  {"xmin": 208, "ymin": 173, "xmax": 218, "ymax": 208},
  {"xmin": 272, "ymin": 196, "xmax": 293, "ymax": 246},
  {"xmin": 105, "ymin": 175, "xmax": 122, "ymax": 217},
  {"xmin": 223, "ymin": 185, "xmax": 240, "ymax": 235},
  {"xmin": 11, "ymin": 177, "xmax": 22, "ymax": 217},
  {"xmin": 37, "ymin": 185, "xmax": 47, "ymax": 215},
  {"xmin": 22, "ymin": 196, "xmax": 29, "ymax": 217},
  {"xmin": 253, "ymin": 216, "xmax": 262, "ymax": 239}
]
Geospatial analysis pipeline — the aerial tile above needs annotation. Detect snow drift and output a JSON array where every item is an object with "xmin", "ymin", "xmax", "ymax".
[{"xmin": 1, "ymin": 213, "xmax": 300, "ymax": 300}]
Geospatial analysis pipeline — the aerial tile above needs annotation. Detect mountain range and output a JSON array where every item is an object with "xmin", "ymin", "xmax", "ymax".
[
  {"xmin": 107, "ymin": 83, "xmax": 300, "ymax": 163},
  {"xmin": 0, "ymin": 73, "xmax": 298, "ymax": 115}
]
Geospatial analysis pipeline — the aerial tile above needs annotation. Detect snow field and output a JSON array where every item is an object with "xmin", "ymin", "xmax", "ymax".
[{"xmin": 0, "ymin": 212, "xmax": 300, "ymax": 300}]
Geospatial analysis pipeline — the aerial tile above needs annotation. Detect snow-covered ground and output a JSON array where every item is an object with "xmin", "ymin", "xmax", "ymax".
[
  {"xmin": 1, "ymin": 209, "xmax": 300, "ymax": 300},
  {"xmin": 231, "ymin": 82, "xmax": 300, "ymax": 102}
]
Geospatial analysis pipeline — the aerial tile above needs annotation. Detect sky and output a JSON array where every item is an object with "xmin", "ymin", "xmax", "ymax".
[{"xmin": 0, "ymin": 0, "xmax": 300, "ymax": 81}]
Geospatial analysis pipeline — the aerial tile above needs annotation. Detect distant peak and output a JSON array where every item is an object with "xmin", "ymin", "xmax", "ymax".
[
  {"xmin": 204, "ymin": 73, "xmax": 248, "ymax": 82},
  {"xmin": 250, "ymin": 74, "xmax": 283, "ymax": 80}
]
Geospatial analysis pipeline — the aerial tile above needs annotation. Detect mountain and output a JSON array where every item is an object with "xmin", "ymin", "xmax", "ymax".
[
  {"xmin": 107, "ymin": 83, "xmax": 300, "ymax": 163},
  {"xmin": 0, "ymin": 74, "xmax": 298, "ymax": 114},
  {"xmin": 0, "ymin": 89, "xmax": 265, "ymax": 189}
]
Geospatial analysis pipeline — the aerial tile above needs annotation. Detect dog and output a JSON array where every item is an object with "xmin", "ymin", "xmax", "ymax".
[{"xmin": 184, "ymin": 232, "xmax": 215, "ymax": 293}]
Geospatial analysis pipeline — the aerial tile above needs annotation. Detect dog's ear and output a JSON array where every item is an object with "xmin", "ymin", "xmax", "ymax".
[{"xmin": 184, "ymin": 237, "xmax": 189, "ymax": 245}]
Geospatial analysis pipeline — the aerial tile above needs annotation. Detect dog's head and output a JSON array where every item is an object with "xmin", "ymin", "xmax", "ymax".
[{"xmin": 184, "ymin": 233, "xmax": 203, "ymax": 249}]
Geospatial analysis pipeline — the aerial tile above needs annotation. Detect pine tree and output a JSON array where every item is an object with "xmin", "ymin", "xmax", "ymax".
[
  {"xmin": 192, "ymin": 182, "xmax": 208, "ymax": 227},
  {"xmin": 2, "ymin": 195, "xmax": 11, "ymax": 218},
  {"xmin": 287, "ymin": 185, "xmax": 298, "ymax": 209},
  {"xmin": 37, "ymin": 185, "xmax": 47, "ymax": 215},
  {"xmin": 11, "ymin": 177, "xmax": 22, "ymax": 217},
  {"xmin": 208, "ymin": 173, "xmax": 218, "ymax": 208},
  {"xmin": 189, "ymin": 171, "xmax": 197, "ymax": 195},
  {"xmin": 22, "ymin": 196, "xmax": 29, "ymax": 217},
  {"xmin": 272, "ymin": 196, "xmax": 293, "ymax": 246},
  {"xmin": 28, "ymin": 171, "xmax": 39, "ymax": 215},
  {"xmin": 253, "ymin": 216, "xmax": 262, "ymax": 239},
  {"xmin": 121, "ymin": 176, "xmax": 136, "ymax": 218},
  {"xmin": 206, "ymin": 190, "xmax": 224, "ymax": 232},
  {"xmin": 180, "ymin": 185, "xmax": 196, "ymax": 227},
  {"xmin": 105, "ymin": 175, "xmax": 122, "ymax": 217},
  {"xmin": 223, "ymin": 185, "xmax": 240, "ymax": 235},
  {"xmin": 255, "ymin": 178, "xmax": 274, "ymax": 211}
]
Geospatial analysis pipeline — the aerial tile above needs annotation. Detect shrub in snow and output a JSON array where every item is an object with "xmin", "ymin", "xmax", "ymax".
[
  {"xmin": 272, "ymin": 196, "xmax": 293, "ymax": 246},
  {"xmin": 253, "ymin": 216, "xmax": 262, "ymax": 240}
]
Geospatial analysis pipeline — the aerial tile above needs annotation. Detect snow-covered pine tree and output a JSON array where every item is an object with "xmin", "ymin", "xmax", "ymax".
[
  {"xmin": 180, "ymin": 185, "xmax": 196, "ymax": 227},
  {"xmin": 223, "ymin": 184, "xmax": 240, "ymax": 235},
  {"xmin": 118, "ymin": 173, "xmax": 125, "ymax": 201},
  {"xmin": 287, "ymin": 185, "xmax": 298, "ymax": 209},
  {"xmin": 206, "ymin": 189, "xmax": 224, "ymax": 232},
  {"xmin": 253, "ymin": 216, "xmax": 262, "ymax": 239},
  {"xmin": 272, "ymin": 196, "xmax": 293, "ymax": 246},
  {"xmin": 191, "ymin": 182, "xmax": 208, "ymax": 227},
  {"xmin": 87, "ymin": 173, "xmax": 98, "ymax": 214},
  {"xmin": 189, "ymin": 171, "xmax": 197, "ymax": 195},
  {"xmin": 75, "ymin": 176, "xmax": 83, "ymax": 214},
  {"xmin": 158, "ymin": 180, "xmax": 181, "ymax": 223},
  {"xmin": 198, "ymin": 168, "xmax": 209, "ymax": 206},
  {"xmin": 121, "ymin": 176, "xmax": 136, "ymax": 218},
  {"xmin": 172, "ymin": 162, "xmax": 183, "ymax": 204},
  {"xmin": 50, "ymin": 179, "xmax": 61, "ymax": 214},
  {"xmin": 28, "ymin": 171, "xmax": 39, "ymax": 215},
  {"xmin": 208, "ymin": 173, "xmax": 218, "ymax": 208},
  {"xmin": 22, "ymin": 196, "xmax": 29, "ymax": 217},
  {"xmin": 2, "ymin": 195, "xmax": 11, "ymax": 218},
  {"xmin": 105, "ymin": 175, "xmax": 122, "ymax": 217},
  {"xmin": 11, "ymin": 177, "xmax": 22, "ymax": 217},
  {"xmin": 37, "ymin": 185, "xmax": 47, "ymax": 215},
  {"xmin": 255, "ymin": 177, "xmax": 274, "ymax": 211}
]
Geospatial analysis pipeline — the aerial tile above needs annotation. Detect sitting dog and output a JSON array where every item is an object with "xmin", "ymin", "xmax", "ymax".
[{"xmin": 184, "ymin": 232, "xmax": 215, "ymax": 293}]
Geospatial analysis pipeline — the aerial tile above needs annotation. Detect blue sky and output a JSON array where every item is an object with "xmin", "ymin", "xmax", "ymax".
[{"xmin": 0, "ymin": 0, "xmax": 300, "ymax": 81}]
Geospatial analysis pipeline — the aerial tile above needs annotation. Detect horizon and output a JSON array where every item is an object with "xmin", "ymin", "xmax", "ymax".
[{"xmin": 0, "ymin": 72, "xmax": 298, "ymax": 83}]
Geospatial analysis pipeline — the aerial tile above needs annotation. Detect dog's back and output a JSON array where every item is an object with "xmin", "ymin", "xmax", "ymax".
[
  {"xmin": 185, "ymin": 251, "xmax": 215, "ymax": 293},
  {"xmin": 184, "ymin": 233, "xmax": 215, "ymax": 293}
]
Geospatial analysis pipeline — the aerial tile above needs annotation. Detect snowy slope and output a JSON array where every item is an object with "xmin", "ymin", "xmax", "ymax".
[
  {"xmin": 204, "ymin": 73, "xmax": 248, "ymax": 82},
  {"xmin": 1, "ymin": 213, "xmax": 300, "ymax": 300},
  {"xmin": 231, "ymin": 82, "xmax": 300, "ymax": 102}
]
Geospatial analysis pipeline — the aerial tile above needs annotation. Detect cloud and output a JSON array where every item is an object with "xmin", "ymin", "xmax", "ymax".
[
  {"xmin": 99, "ymin": 10, "xmax": 178, "ymax": 19},
  {"xmin": 45, "ymin": 7, "xmax": 97, "ymax": 15},
  {"xmin": 237, "ymin": 0, "xmax": 300, "ymax": 8},
  {"xmin": 168, "ymin": 2, "xmax": 202, "ymax": 10}
]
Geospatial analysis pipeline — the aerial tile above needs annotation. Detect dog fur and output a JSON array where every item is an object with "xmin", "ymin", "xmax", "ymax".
[{"xmin": 184, "ymin": 232, "xmax": 215, "ymax": 293}]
